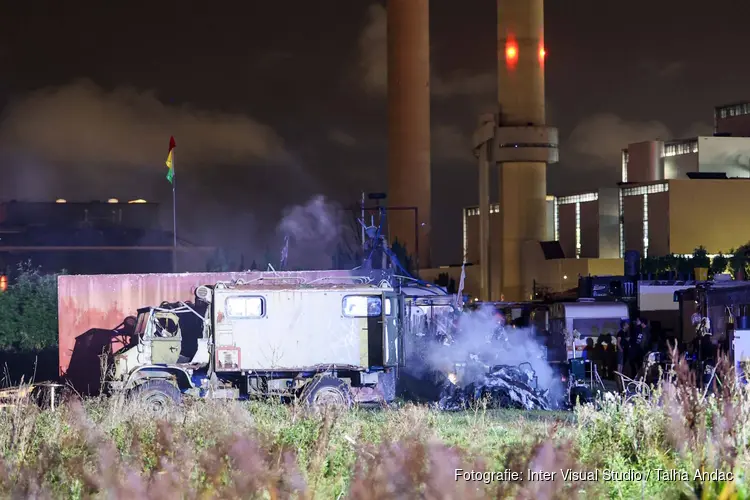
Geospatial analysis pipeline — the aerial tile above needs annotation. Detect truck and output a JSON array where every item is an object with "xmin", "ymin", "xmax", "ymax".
[{"xmin": 106, "ymin": 274, "xmax": 446, "ymax": 412}]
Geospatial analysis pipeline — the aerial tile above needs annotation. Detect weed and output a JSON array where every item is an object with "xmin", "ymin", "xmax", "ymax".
[{"xmin": 0, "ymin": 360, "xmax": 747, "ymax": 499}]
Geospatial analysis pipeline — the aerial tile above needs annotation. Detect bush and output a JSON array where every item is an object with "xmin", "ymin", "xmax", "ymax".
[
  {"xmin": 0, "ymin": 352, "xmax": 749, "ymax": 499},
  {"xmin": 0, "ymin": 261, "xmax": 61, "ymax": 351},
  {"xmin": 692, "ymin": 246, "xmax": 710, "ymax": 269},
  {"xmin": 711, "ymin": 253, "xmax": 729, "ymax": 277}
]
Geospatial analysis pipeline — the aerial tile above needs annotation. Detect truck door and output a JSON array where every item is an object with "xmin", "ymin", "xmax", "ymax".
[
  {"xmin": 383, "ymin": 292, "xmax": 403, "ymax": 367},
  {"xmin": 150, "ymin": 311, "xmax": 182, "ymax": 364}
]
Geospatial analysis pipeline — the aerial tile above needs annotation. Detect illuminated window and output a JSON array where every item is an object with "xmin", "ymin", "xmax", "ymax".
[
  {"xmin": 553, "ymin": 202, "xmax": 559, "ymax": 242},
  {"xmin": 621, "ymin": 149, "xmax": 629, "ymax": 183},
  {"xmin": 465, "ymin": 205, "xmax": 500, "ymax": 217},
  {"xmin": 716, "ymin": 103, "xmax": 750, "ymax": 119},
  {"xmin": 575, "ymin": 202, "xmax": 581, "ymax": 258},
  {"xmin": 642, "ymin": 195, "xmax": 649, "ymax": 258},
  {"xmin": 225, "ymin": 296, "xmax": 265, "ymax": 318},
  {"xmin": 557, "ymin": 192, "xmax": 598, "ymax": 205},
  {"xmin": 342, "ymin": 295, "xmax": 382, "ymax": 318},
  {"xmin": 621, "ymin": 183, "xmax": 668, "ymax": 197},
  {"xmin": 663, "ymin": 139, "xmax": 698, "ymax": 157}
]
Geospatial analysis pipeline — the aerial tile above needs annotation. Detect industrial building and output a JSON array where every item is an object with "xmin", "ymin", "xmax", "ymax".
[
  {"xmin": 715, "ymin": 101, "xmax": 750, "ymax": 137},
  {"xmin": 381, "ymin": 2, "xmax": 750, "ymax": 302},
  {"xmin": 448, "ymin": 103, "xmax": 750, "ymax": 299},
  {"xmin": 0, "ymin": 199, "xmax": 213, "ymax": 275}
]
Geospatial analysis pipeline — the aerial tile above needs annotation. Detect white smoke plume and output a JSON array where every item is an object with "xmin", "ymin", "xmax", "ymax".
[
  {"xmin": 276, "ymin": 195, "xmax": 349, "ymax": 269},
  {"xmin": 424, "ymin": 304, "xmax": 558, "ymax": 393}
]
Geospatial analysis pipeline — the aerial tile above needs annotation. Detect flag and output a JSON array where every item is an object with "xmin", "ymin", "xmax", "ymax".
[
  {"xmin": 455, "ymin": 262, "xmax": 466, "ymax": 309},
  {"xmin": 280, "ymin": 235, "xmax": 289, "ymax": 269},
  {"xmin": 165, "ymin": 136, "xmax": 176, "ymax": 184}
]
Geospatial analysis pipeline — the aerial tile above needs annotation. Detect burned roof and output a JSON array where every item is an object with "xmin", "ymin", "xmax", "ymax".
[{"xmin": 217, "ymin": 281, "xmax": 393, "ymax": 292}]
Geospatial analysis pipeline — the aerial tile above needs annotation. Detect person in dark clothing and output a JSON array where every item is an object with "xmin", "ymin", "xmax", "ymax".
[
  {"xmin": 597, "ymin": 330, "xmax": 615, "ymax": 378},
  {"xmin": 616, "ymin": 320, "xmax": 631, "ymax": 377},
  {"xmin": 582, "ymin": 337, "xmax": 596, "ymax": 361},
  {"xmin": 630, "ymin": 318, "xmax": 650, "ymax": 377}
]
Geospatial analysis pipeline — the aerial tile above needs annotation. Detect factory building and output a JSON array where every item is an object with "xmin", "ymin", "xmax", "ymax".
[
  {"xmin": 440, "ymin": 101, "xmax": 750, "ymax": 299},
  {"xmin": 0, "ymin": 199, "xmax": 213, "ymax": 275},
  {"xmin": 715, "ymin": 101, "xmax": 750, "ymax": 137}
]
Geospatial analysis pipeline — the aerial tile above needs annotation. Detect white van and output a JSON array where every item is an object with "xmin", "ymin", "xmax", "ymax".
[{"xmin": 549, "ymin": 301, "xmax": 630, "ymax": 359}]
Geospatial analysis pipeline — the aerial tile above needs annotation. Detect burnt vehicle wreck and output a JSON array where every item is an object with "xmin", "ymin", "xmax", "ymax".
[
  {"xmin": 438, "ymin": 361, "xmax": 551, "ymax": 411},
  {"xmin": 401, "ymin": 304, "xmax": 556, "ymax": 411}
]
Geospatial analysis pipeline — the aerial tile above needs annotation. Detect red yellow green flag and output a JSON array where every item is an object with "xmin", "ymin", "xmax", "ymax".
[{"xmin": 165, "ymin": 136, "xmax": 176, "ymax": 184}]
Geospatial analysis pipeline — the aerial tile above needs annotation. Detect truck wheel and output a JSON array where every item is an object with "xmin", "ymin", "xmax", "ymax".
[
  {"xmin": 301, "ymin": 376, "xmax": 352, "ymax": 410},
  {"xmin": 130, "ymin": 380, "xmax": 181, "ymax": 415}
]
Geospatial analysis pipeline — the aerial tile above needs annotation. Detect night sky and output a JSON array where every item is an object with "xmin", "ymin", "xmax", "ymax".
[{"xmin": 1, "ymin": 0, "xmax": 749, "ymax": 268}]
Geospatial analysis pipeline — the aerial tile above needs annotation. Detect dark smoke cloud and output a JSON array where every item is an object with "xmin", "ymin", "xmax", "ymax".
[
  {"xmin": 0, "ymin": 79, "xmax": 325, "ymax": 270},
  {"xmin": 0, "ymin": 79, "xmax": 287, "ymax": 170}
]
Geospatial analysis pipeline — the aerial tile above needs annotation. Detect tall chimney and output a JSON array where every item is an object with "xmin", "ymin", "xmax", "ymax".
[
  {"xmin": 387, "ymin": 0, "xmax": 431, "ymax": 270},
  {"xmin": 474, "ymin": 0, "xmax": 558, "ymax": 301}
]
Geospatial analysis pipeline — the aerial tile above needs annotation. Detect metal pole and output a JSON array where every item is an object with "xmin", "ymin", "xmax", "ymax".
[
  {"xmin": 478, "ymin": 141, "xmax": 490, "ymax": 302},
  {"xmin": 413, "ymin": 207, "xmax": 419, "ymax": 271},
  {"xmin": 361, "ymin": 192, "xmax": 366, "ymax": 249},
  {"xmin": 172, "ymin": 149, "xmax": 177, "ymax": 273}
]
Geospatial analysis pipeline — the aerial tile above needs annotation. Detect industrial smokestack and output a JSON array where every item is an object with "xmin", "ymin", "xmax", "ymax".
[
  {"xmin": 387, "ymin": 0, "xmax": 431, "ymax": 270},
  {"xmin": 474, "ymin": 0, "xmax": 558, "ymax": 301}
]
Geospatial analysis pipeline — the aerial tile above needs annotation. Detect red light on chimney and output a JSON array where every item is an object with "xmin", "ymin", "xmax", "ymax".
[
  {"xmin": 505, "ymin": 41, "xmax": 518, "ymax": 66},
  {"xmin": 505, "ymin": 42, "xmax": 518, "ymax": 62},
  {"xmin": 0, "ymin": 275, "xmax": 7, "ymax": 293},
  {"xmin": 539, "ymin": 46, "xmax": 546, "ymax": 61}
]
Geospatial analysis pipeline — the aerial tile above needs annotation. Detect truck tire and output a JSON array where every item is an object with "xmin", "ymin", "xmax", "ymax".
[
  {"xmin": 130, "ymin": 380, "xmax": 181, "ymax": 415},
  {"xmin": 300, "ymin": 376, "xmax": 352, "ymax": 410}
]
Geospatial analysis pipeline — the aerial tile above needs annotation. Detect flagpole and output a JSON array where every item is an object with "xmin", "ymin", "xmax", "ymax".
[{"xmin": 172, "ymin": 148, "xmax": 177, "ymax": 273}]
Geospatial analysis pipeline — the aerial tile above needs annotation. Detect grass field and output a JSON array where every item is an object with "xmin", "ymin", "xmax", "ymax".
[{"xmin": 0, "ymin": 357, "xmax": 748, "ymax": 499}]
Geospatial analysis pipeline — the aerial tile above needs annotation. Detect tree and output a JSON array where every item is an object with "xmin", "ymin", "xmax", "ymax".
[
  {"xmin": 0, "ymin": 260, "xmax": 62, "ymax": 351},
  {"xmin": 710, "ymin": 253, "xmax": 729, "ymax": 277},
  {"xmin": 433, "ymin": 272, "xmax": 457, "ymax": 293},
  {"xmin": 390, "ymin": 238, "xmax": 414, "ymax": 275},
  {"xmin": 691, "ymin": 246, "xmax": 710, "ymax": 269},
  {"xmin": 729, "ymin": 245, "xmax": 749, "ymax": 280},
  {"xmin": 249, "ymin": 259, "xmax": 259, "ymax": 271},
  {"xmin": 206, "ymin": 248, "xmax": 231, "ymax": 272}
]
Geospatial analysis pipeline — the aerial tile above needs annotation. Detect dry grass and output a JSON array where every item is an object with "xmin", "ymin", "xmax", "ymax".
[{"xmin": 0, "ymin": 352, "xmax": 747, "ymax": 499}]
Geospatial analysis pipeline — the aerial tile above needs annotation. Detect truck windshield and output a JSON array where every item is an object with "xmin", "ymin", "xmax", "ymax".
[{"xmin": 134, "ymin": 312, "xmax": 150, "ymax": 336}]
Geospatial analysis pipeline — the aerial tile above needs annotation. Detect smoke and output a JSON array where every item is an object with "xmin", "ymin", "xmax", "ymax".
[
  {"xmin": 356, "ymin": 2, "xmax": 495, "ymax": 107},
  {"xmin": 276, "ymin": 195, "xmax": 351, "ymax": 269},
  {"xmin": 422, "ymin": 304, "xmax": 558, "ymax": 393},
  {"xmin": 358, "ymin": 4, "xmax": 388, "ymax": 95},
  {"xmin": 0, "ymin": 79, "xmax": 289, "ymax": 200},
  {"xmin": 568, "ymin": 113, "xmax": 672, "ymax": 167},
  {"xmin": 568, "ymin": 113, "xmax": 714, "ymax": 168}
]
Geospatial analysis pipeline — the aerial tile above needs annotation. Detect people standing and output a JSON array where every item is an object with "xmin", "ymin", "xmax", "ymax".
[
  {"xmin": 596, "ymin": 329, "xmax": 614, "ymax": 378},
  {"xmin": 616, "ymin": 320, "xmax": 631, "ymax": 377},
  {"xmin": 631, "ymin": 318, "xmax": 650, "ymax": 377}
]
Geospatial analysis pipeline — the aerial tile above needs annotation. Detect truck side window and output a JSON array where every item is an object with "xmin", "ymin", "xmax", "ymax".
[
  {"xmin": 225, "ymin": 296, "xmax": 265, "ymax": 318},
  {"xmin": 342, "ymin": 295, "xmax": 382, "ymax": 317},
  {"xmin": 385, "ymin": 298, "xmax": 392, "ymax": 316}
]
